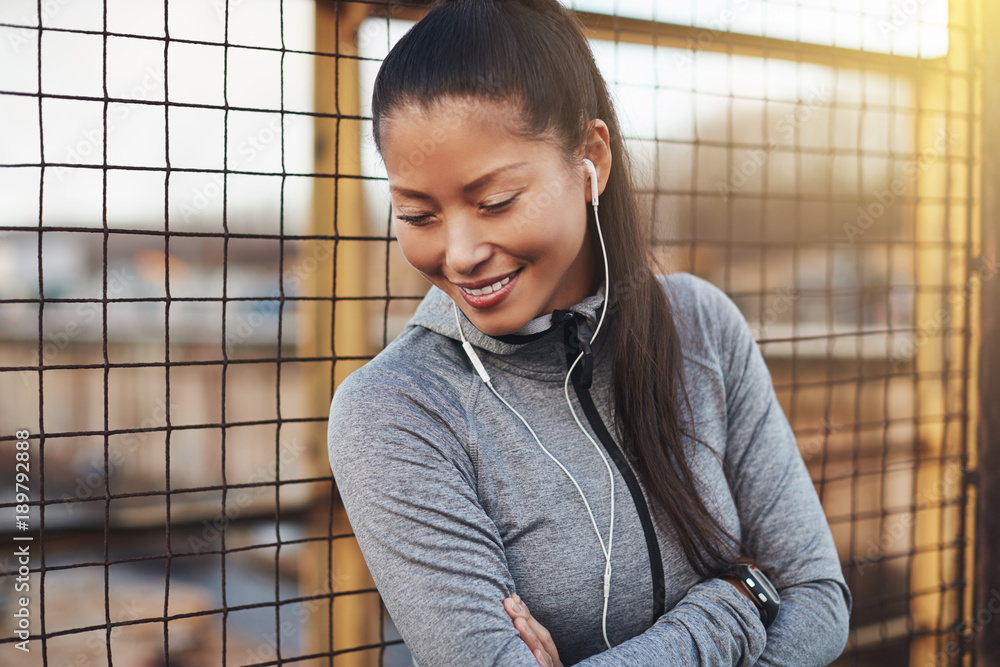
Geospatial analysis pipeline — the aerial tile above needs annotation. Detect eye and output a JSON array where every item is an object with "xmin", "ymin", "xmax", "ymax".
[
  {"xmin": 395, "ymin": 212, "xmax": 434, "ymax": 226},
  {"xmin": 481, "ymin": 194, "xmax": 520, "ymax": 214},
  {"xmin": 393, "ymin": 203, "xmax": 437, "ymax": 226}
]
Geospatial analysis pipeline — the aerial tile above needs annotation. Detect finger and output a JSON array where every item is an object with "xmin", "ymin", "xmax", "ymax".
[
  {"xmin": 504, "ymin": 596, "xmax": 527, "ymax": 620},
  {"xmin": 504, "ymin": 595, "xmax": 531, "ymax": 620},
  {"xmin": 511, "ymin": 615, "xmax": 544, "ymax": 662},
  {"xmin": 522, "ymin": 613, "xmax": 558, "ymax": 662},
  {"xmin": 506, "ymin": 601, "xmax": 560, "ymax": 667},
  {"xmin": 508, "ymin": 598, "xmax": 555, "ymax": 655},
  {"xmin": 520, "ymin": 624, "xmax": 556, "ymax": 667},
  {"xmin": 513, "ymin": 593, "xmax": 533, "ymax": 618},
  {"xmin": 520, "ymin": 615, "xmax": 559, "ymax": 663},
  {"xmin": 514, "ymin": 616, "xmax": 539, "ymax": 647}
]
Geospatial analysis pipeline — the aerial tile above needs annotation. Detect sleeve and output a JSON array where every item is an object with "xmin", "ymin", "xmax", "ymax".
[
  {"xmin": 329, "ymin": 281, "xmax": 851, "ymax": 667},
  {"xmin": 712, "ymin": 283, "xmax": 853, "ymax": 666},
  {"xmin": 571, "ymin": 578, "xmax": 769, "ymax": 665},
  {"xmin": 574, "ymin": 276, "xmax": 850, "ymax": 666},
  {"xmin": 331, "ymin": 366, "xmax": 767, "ymax": 667},
  {"xmin": 327, "ymin": 370, "xmax": 541, "ymax": 667}
]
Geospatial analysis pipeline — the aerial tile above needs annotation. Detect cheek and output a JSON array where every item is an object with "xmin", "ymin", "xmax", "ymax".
[
  {"xmin": 512, "ymin": 190, "xmax": 584, "ymax": 250},
  {"xmin": 395, "ymin": 228, "xmax": 438, "ymax": 273},
  {"xmin": 530, "ymin": 195, "xmax": 587, "ymax": 254},
  {"xmin": 505, "ymin": 221, "xmax": 580, "ymax": 273}
]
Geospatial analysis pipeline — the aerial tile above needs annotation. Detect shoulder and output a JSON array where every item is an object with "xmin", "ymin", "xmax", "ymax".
[
  {"xmin": 331, "ymin": 324, "xmax": 473, "ymax": 423},
  {"xmin": 326, "ymin": 326, "xmax": 483, "ymax": 516},
  {"xmin": 655, "ymin": 272, "xmax": 754, "ymax": 368},
  {"xmin": 328, "ymin": 323, "xmax": 479, "ymax": 460}
]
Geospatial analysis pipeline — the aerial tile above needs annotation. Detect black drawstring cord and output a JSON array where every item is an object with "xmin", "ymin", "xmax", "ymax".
[{"xmin": 555, "ymin": 309, "xmax": 594, "ymax": 389}]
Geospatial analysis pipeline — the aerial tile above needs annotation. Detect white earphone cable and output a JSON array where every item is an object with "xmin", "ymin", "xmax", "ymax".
[
  {"xmin": 453, "ymin": 309, "xmax": 612, "ymax": 576},
  {"xmin": 453, "ymin": 159, "xmax": 616, "ymax": 650},
  {"xmin": 561, "ymin": 189, "xmax": 614, "ymax": 649}
]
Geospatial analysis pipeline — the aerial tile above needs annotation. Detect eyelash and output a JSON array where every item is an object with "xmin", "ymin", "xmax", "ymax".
[
  {"xmin": 482, "ymin": 194, "xmax": 519, "ymax": 213},
  {"xmin": 396, "ymin": 213, "xmax": 432, "ymax": 226},
  {"xmin": 394, "ymin": 194, "xmax": 520, "ymax": 226}
]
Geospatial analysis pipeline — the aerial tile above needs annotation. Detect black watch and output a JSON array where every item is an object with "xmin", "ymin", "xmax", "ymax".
[{"xmin": 723, "ymin": 563, "xmax": 781, "ymax": 629}]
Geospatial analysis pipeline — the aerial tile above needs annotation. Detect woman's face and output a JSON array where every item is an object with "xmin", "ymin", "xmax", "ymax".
[{"xmin": 380, "ymin": 98, "xmax": 596, "ymax": 337}]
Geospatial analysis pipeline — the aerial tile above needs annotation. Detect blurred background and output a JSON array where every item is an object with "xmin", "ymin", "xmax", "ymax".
[{"xmin": 0, "ymin": 0, "xmax": 996, "ymax": 665}]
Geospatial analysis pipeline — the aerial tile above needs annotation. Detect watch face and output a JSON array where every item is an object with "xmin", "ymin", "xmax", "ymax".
[{"xmin": 747, "ymin": 565, "xmax": 779, "ymax": 604}]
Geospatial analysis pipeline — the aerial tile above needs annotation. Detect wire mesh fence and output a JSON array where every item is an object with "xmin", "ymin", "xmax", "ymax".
[{"xmin": 0, "ymin": 0, "xmax": 991, "ymax": 665}]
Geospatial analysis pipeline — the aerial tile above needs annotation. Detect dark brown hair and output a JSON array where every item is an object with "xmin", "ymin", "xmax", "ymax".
[{"xmin": 371, "ymin": 0, "xmax": 740, "ymax": 576}]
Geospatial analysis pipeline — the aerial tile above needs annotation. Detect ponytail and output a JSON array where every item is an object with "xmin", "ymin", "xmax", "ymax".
[{"xmin": 372, "ymin": 0, "xmax": 741, "ymax": 577}]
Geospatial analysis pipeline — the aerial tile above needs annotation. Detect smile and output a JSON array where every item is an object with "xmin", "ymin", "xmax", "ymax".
[
  {"xmin": 461, "ymin": 274, "xmax": 513, "ymax": 296},
  {"xmin": 455, "ymin": 269, "xmax": 521, "ymax": 309}
]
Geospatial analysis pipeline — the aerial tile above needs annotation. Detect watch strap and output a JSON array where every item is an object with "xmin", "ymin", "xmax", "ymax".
[{"xmin": 723, "ymin": 563, "xmax": 780, "ymax": 629}]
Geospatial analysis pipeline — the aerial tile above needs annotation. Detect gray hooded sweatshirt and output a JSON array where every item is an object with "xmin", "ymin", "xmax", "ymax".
[{"xmin": 327, "ymin": 272, "xmax": 851, "ymax": 666}]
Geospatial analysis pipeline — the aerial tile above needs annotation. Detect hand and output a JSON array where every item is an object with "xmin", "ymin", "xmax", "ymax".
[{"xmin": 503, "ymin": 594, "xmax": 563, "ymax": 667}]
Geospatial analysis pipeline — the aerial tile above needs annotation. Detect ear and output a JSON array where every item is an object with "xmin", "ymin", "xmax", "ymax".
[{"xmin": 582, "ymin": 119, "xmax": 612, "ymax": 203}]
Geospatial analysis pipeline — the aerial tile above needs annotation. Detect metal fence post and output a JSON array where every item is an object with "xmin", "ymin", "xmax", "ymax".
[{"xmin": 977, "ymin": 0, "xmax": 1000, "ymax": 663}]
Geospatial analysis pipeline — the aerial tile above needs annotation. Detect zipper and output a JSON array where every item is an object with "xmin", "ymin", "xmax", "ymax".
[{"xmin": 559, "ymin": 310, "xmax": 667, "ymax": 622}]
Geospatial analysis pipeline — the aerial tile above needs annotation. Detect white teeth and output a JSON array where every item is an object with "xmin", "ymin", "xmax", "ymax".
[{"xmin": 463, "ymin": 275, "xmax": 512, "ymax": 296}]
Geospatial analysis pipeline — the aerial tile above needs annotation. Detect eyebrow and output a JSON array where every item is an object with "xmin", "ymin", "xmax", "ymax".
[{"xmin": 389, "ymin": 161, "xmax": 529, "ymax": 199}]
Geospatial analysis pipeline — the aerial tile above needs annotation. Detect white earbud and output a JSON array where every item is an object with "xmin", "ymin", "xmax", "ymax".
[{"xmin": 583, "ymin": 158, "xmax": 599, "ymax": 208}]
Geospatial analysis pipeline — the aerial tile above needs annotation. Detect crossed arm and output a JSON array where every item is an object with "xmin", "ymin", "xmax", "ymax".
[
  {"xmin": 502, "ymin": 571, "xmax": 763, "ymax": 666},
  {"xmin": 327, "ymin": 281, "xmax": 850, "ymax": 665},
  {"xmin": 328, "ymin": 376, "xmax": 849, "ymax": 666}
]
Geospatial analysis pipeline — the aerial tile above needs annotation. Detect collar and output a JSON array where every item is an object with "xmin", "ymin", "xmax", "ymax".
[{"xmin": 406, "ymin": 285, "xmax": 611, "ymax": 379}]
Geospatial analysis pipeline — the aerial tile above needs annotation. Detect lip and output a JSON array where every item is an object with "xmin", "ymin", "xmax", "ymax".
[{"xmin": 455, "ymin": 269, "xmax": 521, "ymax": 310}]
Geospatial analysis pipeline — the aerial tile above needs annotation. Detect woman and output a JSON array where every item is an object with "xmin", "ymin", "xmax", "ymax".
[{"xmin": 328, "ymin": 1, "xmax": 851, "ymax": 664}]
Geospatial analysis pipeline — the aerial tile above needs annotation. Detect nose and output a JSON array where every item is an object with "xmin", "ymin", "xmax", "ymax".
[{"xmin": 444, "ymin": 218, "xmax": 492, "ymax": 276}]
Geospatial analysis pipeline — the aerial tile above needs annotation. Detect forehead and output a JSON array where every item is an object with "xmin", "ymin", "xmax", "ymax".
[
  {"xmin": 378, "ymin": 96, "xmax": 563, "ymax": 158},
  {"xmin": 380, "ymin": 97, "xmax": 513, "ymax": 143},
  {"xmin": 379, "ymin": 97, "xmax": 569, "ymax": 181}
]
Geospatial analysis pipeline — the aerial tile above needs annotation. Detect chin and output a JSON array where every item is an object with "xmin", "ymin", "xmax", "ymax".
[
  {"xmin": 465, "ymin": 313, "xmax": 523, "ymax": 337},
  {"xmin": 454, "ymin": 301, "xmax": 535, "ymax": 337}
]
